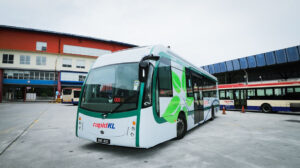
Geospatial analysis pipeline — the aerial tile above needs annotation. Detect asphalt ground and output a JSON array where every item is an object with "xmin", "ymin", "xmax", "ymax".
[{"xmin": 0, "ymin": 103, "xmax": 299, "ymax": 168}]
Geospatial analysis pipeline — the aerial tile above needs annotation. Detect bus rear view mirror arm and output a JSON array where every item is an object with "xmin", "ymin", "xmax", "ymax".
[
  {"xmin": 139, "ymin": 61, "xmax": 149, "ymax": 82},
  {"xmin": 140, "ymin": 54, "xmax": 160, "ymax": 62},
  {"xmin": 139, "ymin": 55, "xmax": 160, "ymax": 82}
]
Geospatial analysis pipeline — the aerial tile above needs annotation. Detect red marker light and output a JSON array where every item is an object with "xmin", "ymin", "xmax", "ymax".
[{"xmin": 114, "ymin": 98, "xmax": 121, "ymax": 103}]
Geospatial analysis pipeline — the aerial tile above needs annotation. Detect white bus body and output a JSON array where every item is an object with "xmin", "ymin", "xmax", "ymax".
[
  {"xmin": 219, "ymin": 79, "xmax": 300, "ymax": 112},
  {"xmin": 76, "ymin": 45, "xmax": 219, "ymax": 148}
]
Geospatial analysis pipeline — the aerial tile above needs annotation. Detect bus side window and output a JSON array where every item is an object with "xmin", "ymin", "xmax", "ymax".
[
  {"xmin": 265, "ymin": 88, "xmax": 273, "ymax": 96},
  {"xmin": 295, "ymin": 87, "xmax": 300, "ymax": 100},
  {"xmin": 158, "ymin": 58, "xmax": 172, "ymax": 97},
  {"xmin": 155, "ymin": 78, "xmax": 160, "ymax": 116},
  {"xmin": 185, "ymin": 68, "xmax": 193, "ymax": 97},
  {"xmin": 287, "ymin": 87, "xmax": 294, "ymax": 94},
  {"xmin": 226, "ymin": 90, "xmax": 233, "ymax": 99},
  {"xmin": 257, "ymin": 89, "xmax": 265, "ymax": 96},
  {"xmin": 247, "ymin": 89, "xmax": 255, "ymax": 99},
  {"xmin": 219, "ymin": 90, "xmax": 225, "ymax": 99},
  {"xmin": 274, "ymin": 88, "xmax": 282, "ymax": 97},
  {"xmin": 143, "ymin": 64, "xmax": 154, "ymax": 107}
]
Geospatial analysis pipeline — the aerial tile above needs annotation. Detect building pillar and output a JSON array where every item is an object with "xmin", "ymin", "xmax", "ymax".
[
  {"xmin": 57, "ymin": 71, "xmax": 61, "ymax": 98},
  {"xmin": 23, "ymin": 87, "xmax": 26, "ymax": 102},
  {"xmin": 0, "ymin": 69, "xmax": 3, "ymax": 103}
]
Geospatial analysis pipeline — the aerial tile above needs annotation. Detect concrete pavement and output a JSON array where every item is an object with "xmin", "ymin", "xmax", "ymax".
[{"xmin": 0, "ymin": 103, "xmax": 299, "ymax": 168}]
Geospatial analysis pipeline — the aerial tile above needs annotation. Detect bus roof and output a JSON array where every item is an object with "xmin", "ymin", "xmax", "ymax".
[{"xmin": 92, "ymin": 45, "xmax": 217, "ymax": 82}]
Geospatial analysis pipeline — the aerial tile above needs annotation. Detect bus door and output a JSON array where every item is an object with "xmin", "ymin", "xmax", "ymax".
[
  {"xmin": 192, "ymin": 74, "xmax": 204, "ymax": 124},
  {"xmin": 234, "ymin": 89, "xmax": 247, "ymax": 109}
]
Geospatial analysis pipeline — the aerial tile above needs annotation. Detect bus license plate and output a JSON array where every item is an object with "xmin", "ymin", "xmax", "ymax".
[{"xmin": 97, "ymin": 138, "xmax": 110, "ymax": 144}]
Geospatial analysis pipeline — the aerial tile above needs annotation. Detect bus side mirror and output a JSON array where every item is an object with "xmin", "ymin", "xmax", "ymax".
[{"xmin": 139, "ymin": 61, "xmax": 149, "ymax": 83}]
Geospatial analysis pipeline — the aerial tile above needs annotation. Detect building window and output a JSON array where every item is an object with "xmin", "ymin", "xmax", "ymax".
[
  {"xmin": 50, "ymin": 73, "xmax": 55, "ymax": 80},
  {"xmin": 36, "ymin": 42, "xmax": 47, "ymax": 51},
  {"xmin": 4, "ymin": 70, "xmax": 58, "ymax": 80},
  {"xmin": 20, "ymin": 55, "xmax": 30, "ymax": 65},
  {"xmin": 79, "ymin": 75, "xmax": 86, "ymax": 81},
  {"xmin": 76, "ymin": 60, "xmax": 85, "ymax": 69},
  {"xmin": 24, "ymin": 71, "xmax": 30, "ymax": 79},
  {"xmin": 36, "ymin": 56, "xmax": 46, "ymax": 65},
  {"xmin": 2, "ymin": 54, "xmax": 14, "ymax": 64},
  {"xmin": 40, "ymin": 72, "xmax": 45, "ymax": 80},
  {"xmin": 62, "ymin": 58, "xmax": 72, "ymax": 67}
]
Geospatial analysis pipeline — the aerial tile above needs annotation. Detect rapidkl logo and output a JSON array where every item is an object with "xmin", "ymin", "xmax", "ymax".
[{"xmin": 93, "ymin": 122, "xmax": 116, "ymax": 129}]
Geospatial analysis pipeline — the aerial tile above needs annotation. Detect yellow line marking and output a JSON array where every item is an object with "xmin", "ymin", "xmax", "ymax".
[{"xmin": 29, "ymin": 120, "xmax": 39, "ymax": 129}]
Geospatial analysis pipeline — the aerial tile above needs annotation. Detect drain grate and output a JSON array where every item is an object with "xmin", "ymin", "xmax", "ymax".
[{"xmin": 285, "ymin": 120, "xmax": 300, "ymax": 123}]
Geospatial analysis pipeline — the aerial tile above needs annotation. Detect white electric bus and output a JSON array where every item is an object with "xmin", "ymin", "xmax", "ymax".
[
  {"xmin": 76, "ymin": 45, "xmax": 219, "ymax": 148},
  {"xmin": 219, "ymin": 79, "xmax": 300, "ymax": 112}
]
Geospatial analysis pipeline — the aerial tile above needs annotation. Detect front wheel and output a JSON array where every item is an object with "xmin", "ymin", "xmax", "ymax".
[
  {"xmin": 176, "ymin": 114, "xmax": 187, "ymax": 139},
  {"xmin": 261, "ymin": 103, "xmax": 272, "ymax": 113}
]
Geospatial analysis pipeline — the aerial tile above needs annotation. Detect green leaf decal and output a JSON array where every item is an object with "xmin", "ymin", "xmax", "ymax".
[
  {"xmin": 163, "ymin": 96, "xmax": 180, "ymax": 122},
  {"xmin": 172, "ymin": 71, "xmax": 181, "ymax": 93},
  {"xmin": 182, "ymin": 68, "xmax": 186, "ymax": 92},
  {"xmin": 186, "ymin": 97, "xmax": 194, "ymax": 107}
]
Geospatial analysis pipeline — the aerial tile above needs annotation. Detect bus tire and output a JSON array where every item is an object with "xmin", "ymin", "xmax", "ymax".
[
  {"xmin": 261, "ymin": 103, "xmax": 272, "ymax": 113},
  {"xmin": 176, "ymin": 112, "xmax": 187, "ymax": 140},
  {"xmin": 210, "ymin": 107, "xmax": 215, "ymax": 121}
]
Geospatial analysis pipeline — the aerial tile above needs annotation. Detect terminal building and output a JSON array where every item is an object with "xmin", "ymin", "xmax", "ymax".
[
  {"xmin": 202, "ymin": 45, "xmax": 300, "ymax": 112},
  {"xmin": 0, "ymin": 25, "xmax": 136, "ymax": 103}
]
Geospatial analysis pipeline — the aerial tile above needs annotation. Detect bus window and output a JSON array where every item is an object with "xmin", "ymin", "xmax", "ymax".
[
  {"xmin": 226, "ymin": 90, "xmax": 233, "ymax": 99},
  {"xmin": 74, "ymin": 91, "xmax": 81, "ymax": 98},
  {"xmin": 257, "ymin": 89, "xmax": 265, "ymax": 96},
  {"xmin": 274, "ymin": 88, "xmax": 282, "ymax": 96},
  {"xmin": 265, "ymin": 88, "xmax": 273, "ymax": 96},
  {"xmin": 219, "ymin": 90, "xmax": 225, "ymax": 99},
  {"xmin": 287, "ymin": 87, "xmax": 294, "ymax": 93},
  {"xmin": 63, "ymin": 89, "xmax": 72, "ymax": 95},
  {"xmin": 295, "ymin": 87, "xmax": 300, "ymax": 100},
  {"xmin": 210, "ymin": 80, "xmax": 217, "ymax": 97},
  {"xmin": 282, "ymin": 87, "xmax": 286, "ymax": 96},
  {"xmin": 143, "ymin": 64, "xmax": 154, "ymax": 107},
  {"xmin": 155, "ymin": 78, "xmax": 160, "ymax": 116},
  {"xmin": 235, "ymin": 90, "xmax": 240, "ymax": 99},
  {"xmin": 158, "ymin": 58, "xmax": 172, "ymax": 97},
  {"xmin": 185, "ymin": 68, "xmax": 193, "ymax": 97},
  {"xmin": 247, "ymin": 89, "xmax": 255, "ymax": 99}
]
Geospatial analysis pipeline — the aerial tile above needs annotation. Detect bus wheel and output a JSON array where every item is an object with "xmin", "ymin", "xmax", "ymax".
[
  {"xmin": 176, "ymin": 113, "xmax": 187, "ymax": 139},
  {"xmin": 261, "ymin": 103, "xmax": 272, "ymax": 113},
  {"xmin": 210, "ymin": 107, "xmax": 215, "ymax": 121}
]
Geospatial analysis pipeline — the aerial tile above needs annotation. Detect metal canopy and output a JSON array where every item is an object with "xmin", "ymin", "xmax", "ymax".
[{"xmin": 202, "ymin": 45, "xmax": 300, "ymax": 74}]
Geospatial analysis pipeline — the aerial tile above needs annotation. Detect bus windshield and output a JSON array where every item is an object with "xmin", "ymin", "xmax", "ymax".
[
  {"xmin": 74, "ymin": 91, "xmax": 81, "ymax": 98},
  {"xmin": 80, "ymin": 62, "xmax": 140, "ymax": 113}
]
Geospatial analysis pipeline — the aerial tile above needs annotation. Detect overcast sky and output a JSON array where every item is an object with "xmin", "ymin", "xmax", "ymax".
[{"xmin": 1, "ymin": 0, "xmax": 300, "ymax": 66}]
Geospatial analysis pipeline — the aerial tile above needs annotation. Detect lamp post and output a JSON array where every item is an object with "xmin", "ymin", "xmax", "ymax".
[{"xmin": 243, "ymin": 70, "xmax": 248, "ymax": 85}]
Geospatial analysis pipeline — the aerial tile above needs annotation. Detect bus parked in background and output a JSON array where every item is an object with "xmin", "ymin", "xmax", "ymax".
[
  {"xmin": 62, "ymin": 88, "xmax": 81, "ymax": 104},
  {"xmin": 76, "ymin": 45, "xmax": 219, "ymax": 148},
  {"xmin": 219, "ymin": 80, "xmax": 300, "ymax": 112},
  {"xmin": 72, "ymin": 89, "xmax": 81, "ymax": 105}
]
